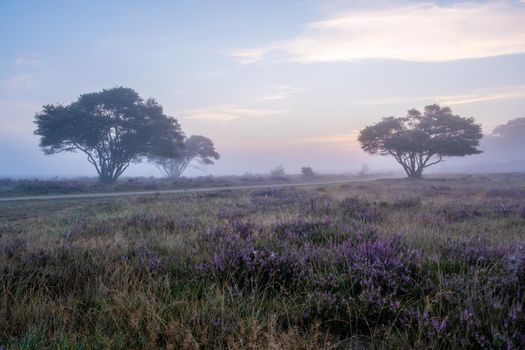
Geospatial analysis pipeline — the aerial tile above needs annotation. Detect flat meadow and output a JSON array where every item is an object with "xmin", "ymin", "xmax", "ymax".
[{"xmin": 1, "ymin": 174, "xmax": 525, "ymax": 349}]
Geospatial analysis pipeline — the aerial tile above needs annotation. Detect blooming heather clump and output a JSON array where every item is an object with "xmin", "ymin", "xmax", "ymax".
[
  {"xmin": 416, "ymin": 211, "xmax": 447, "ymax": 227},
  {"xmin": 300, "ymin": 235, "xmax": 427, "ymax": 336},
  {"xmin": 507, "ymin": 243, "xmax": 525, "ymax": 285},
  {"xmin": 131, "ymin": 245, "xmax": 165, "ymax": 273},
  {"xmin": 431, "ymin": 318, "xmax": 447, "ymax": 335},
  {"xmin": 204, "ymin": 220, "xmax": 261, "ymax": 242},
  {"xmin": 392, "ymin": 195, "xmax": 421, "ymax": 209},
  {"xmin": 126, "ymin": 213, "xmax": 179, "ymax": 232},
  {"xmin": 340, "ymin": 196, "xmax": 382, "ymax": 222},
  {"xmin": 335, "ymin": 236, "xmax": 418, "ymax": 296},
  {"xmin": 249, "ymin": 188, "xmax": 305, "ymax": 207},
  {"xmin": 491, "ymin": 202, "xmax": 519, "ymax": 217},
  {"xmin": 439, "ymin": 205, "xmax": 483, "ymax": 222},
  {"xmin": 195, "ymin": 216, "xmax": 525, "ymax": 348},
  {"xmin": 217, "ymin": 207, "xmax": 252, "ymax": 220},
  {"xmin": 518, "ymin": 203, "xmax": 525, "ymax": 219},
  {"xmin": 273, "ymin": 218, "xmax": 345, "ymax": 245},
  {"xmin": 300, "ymin": 192, "xmax": 334, "ymax": 215},
  {"xmin": 198, "ymin": 243, "xmax": 309, "ymax": 290},
  {"xmin": 486, "ymin": 188, "xmax": 525, "ymax": 199},
  {"xmin": 0, "ymin": 237, "xmax": 26, "ymax": 258},
  {"xmin": 444, "ymin": 238, "xmax": 506, "ymax": 267}
]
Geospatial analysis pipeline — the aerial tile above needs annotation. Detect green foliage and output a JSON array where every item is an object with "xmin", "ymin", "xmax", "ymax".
[
  {"xmin": 492, "ymin": 117, "xmax": 525, "ymax": 138},
  {"xmin": 269, "ymin": 165, "xmax": 286, "ymax": 179},
  {"xmin": 34, "ymin": 87, "xmax": 184, "ymax": 183},
  {"xmin": 359, "ymin": 104, "xmax": 483, "ymax": 178},
  {"xmin": 301, "ymin": 166, "xmax": 315, "ymax": 179},
  {"xmin": 150, "ymin": 135, "xmax": 220, "ymax": 178}
]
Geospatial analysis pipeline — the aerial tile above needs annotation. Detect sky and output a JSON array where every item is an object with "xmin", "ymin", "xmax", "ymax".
[{"xmin": 1, "ymin": 0, "xmax": 525, "ymax": 178}]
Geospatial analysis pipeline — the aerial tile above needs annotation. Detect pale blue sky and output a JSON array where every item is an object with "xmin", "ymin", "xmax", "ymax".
[{"xmin": 1, "ymin": 0, "xmax": 525, "ymax": 177}]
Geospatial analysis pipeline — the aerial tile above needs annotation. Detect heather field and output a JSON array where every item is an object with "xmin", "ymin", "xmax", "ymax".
[{"xmin": 1, "ymin": 174, "xmax": 525, "ymax": 349}]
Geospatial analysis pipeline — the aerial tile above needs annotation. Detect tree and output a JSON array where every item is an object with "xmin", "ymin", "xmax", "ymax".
[
  {"xmin": 358, "ymin": 164, "xmax": 370, "ymax": 177},
  {"xmin": 301, "ymin": 166, "xmax": 315, "ymax": 179},
  {"xmin": 491, "ymin": 117, "xmax": 525, "ymax": 143},
  {"xmin": 358, "ymin": 104, "xmax": 483, "ymax": 178},
  {"xmin": 34, "ymin": 87, "xmax": 184, "ymax": 183},
  {"xmin": 150, "ymin": 135, "xmax": 220, "ymax": 178},
  {"xmin": 269, "ymin": 165, "xmax": 286, "ymax": 179},
  {"xmin": 483, "ymin": 117, "xmax": 525, "ymax": 161}
]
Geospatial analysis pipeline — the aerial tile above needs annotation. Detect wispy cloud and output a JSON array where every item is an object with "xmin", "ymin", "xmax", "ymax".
[
  {"xmin": 184, "ymin": 105, "xmax": 289, "ymax": 122},
  {"xmin": 3, "ymin": 74, "xmax": 38, "ymax": 89},
  {"xmin": 297, "ymin": 131, "xmax": 360, "ymax": 147},
  {"xmin": 232, "ymin": 2, "xmax": 525, "ymax": 64},
  {"xmin": 4, "ymin": 55, "xmax": 44, "ymax": 90},
  {"xmin": 184, "ymin": 85, "xmax": 305, "ymax": 121},
  {"xmin": 357, "ymin": 86, "xmax": 525, "ymax": 106},
  {"xmin": 257, "ymin": 85, "xmax": 308, "ymax": 101},
  {"xmin": 13, "ymin": 56, "xmax": 43, "ymax": 68},
  {"xmin": 435, "ymin": 88, "xmax": 525, "ymax": 106},
  {"xmin": 232, "ymin": 48, "xmax": 269, "ymax": 65}
]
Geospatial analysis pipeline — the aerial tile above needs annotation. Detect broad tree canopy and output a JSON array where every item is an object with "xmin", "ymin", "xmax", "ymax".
[
  {"xmin": 483, "ymin": 117, "xmax": 525, "ymax": 161},
  {"xmin": 150, "ymin": 135, "xmax": 219, "ymax": 178},
  {"xmin": 492, "ymin": 117, "xmax": 525, "ymax": 139},
  {"xmin": 34, "ymin": 87, "xmax": 184, "ymax": 183},
  {"xmin": 358, "ymin": 104, "xmax": 483, "ymax": 178}
]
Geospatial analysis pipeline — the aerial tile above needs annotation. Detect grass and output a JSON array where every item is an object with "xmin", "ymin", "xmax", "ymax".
[
  {"xmin": 0, "ymin": 173, "xmax": 377, "ymax": 198},
  {"xmin": 1, "ymin": 173, "xmax": 524, "ymax": 349}
]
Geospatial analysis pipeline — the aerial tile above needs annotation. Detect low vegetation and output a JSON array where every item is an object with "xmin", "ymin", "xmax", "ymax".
[
  {"xmin": 1, "ymin": 174, "xmax": 525, "ymax": 349},
  {"xmin": 0, "ymin": 173, "xmax": 371, "ymax": 198},
  {"xmin": 359, "ymin": 105, "xmax": 483, "ymax": 178}
]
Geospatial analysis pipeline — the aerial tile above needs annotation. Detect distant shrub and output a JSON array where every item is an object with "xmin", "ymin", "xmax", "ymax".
[
  {"xmin": 0, "ymin": 178, "xmax": 16, "ymax": 187},
  {"xmin": 12, "ymin": 180, "xmax": 85, "ymax": 195},
  {"xmin": 358, "ymin": 164, "xmax": 369, "ymax": 176},
  {"xmin": 301, "ymin": 167, "xmax": 315, "ymax": 179},
  {"xmin": 269, "ymin": 165, "xmax": 286, "ymax": 179}
]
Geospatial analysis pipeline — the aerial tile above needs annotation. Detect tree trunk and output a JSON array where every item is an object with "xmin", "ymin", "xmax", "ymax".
[
  {"xmin": 407, "ymin": 166, "xmax": 424, "ymax": 179},
  {"xmin": 408, "ymin": 172, "xmax": 423, "ymax": 179},
  {"xmin": 99, "ymin": 174, "xmax": 117, "ymax": 184}
]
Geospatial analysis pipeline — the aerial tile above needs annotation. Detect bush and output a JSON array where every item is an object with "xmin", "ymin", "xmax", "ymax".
[
  {"xmin": 301, "ymin": 167, "xmax": 315, "ymax": 179},
  {"xmin": 269, "ymin": 165, "xmax": 286, "ymax": 179}
]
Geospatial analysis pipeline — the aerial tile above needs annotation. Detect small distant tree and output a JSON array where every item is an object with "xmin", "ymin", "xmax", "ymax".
[
  {"xmin": 150, "ymin": 135, "xmax": 220, "ymax": 178},
  {"xmin": 269, "ymin": 165, "xmax": 286, "ymax": 179},
  {"xmin": 301, "ymin": 166, "xmax": 315, "ymax": 179},
  {"xmin": 492, "ymin": 117, "xmax": 525, "ymax": 139},
  {"xmin": 358, "ymin": 104, "xmax": 483, "ymax": 178},
  {"xmin": 484, "ymin": 117, "xmax": 525, "ymax": 161},
  {"xmin": 358, "ymin": 164, "xmax": 369, "ymax": 177},
  {"xmin": 34, "ymin": 87, "xmax": 184, "ymax": 183}
]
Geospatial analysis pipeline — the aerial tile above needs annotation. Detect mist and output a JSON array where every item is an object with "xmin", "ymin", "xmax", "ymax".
[
  {"xmin": 1, "ymin": 0, "xmax": 525, "ymax": 180},
  {"xmin": 3, "ymin": 2, "xmax": 525, "ymax": 348}
]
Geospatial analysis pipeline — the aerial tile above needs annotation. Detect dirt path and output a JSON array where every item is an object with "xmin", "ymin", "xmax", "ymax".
[{"xmin": 0, "ymin": 178, "xmax": 387, "ymax": 202}]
